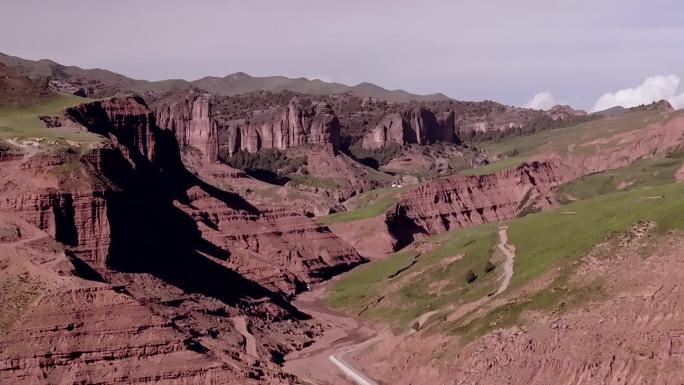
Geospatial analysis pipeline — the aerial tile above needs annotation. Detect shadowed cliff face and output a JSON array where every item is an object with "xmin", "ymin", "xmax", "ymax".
[
  {"xmin": 66, "ymin": 96, "xmax": 310, "ymax": 312},
  {"xmin": 0, "ymin": 96, "xmax": 329, "ymax": 384},
  {"xmin": 65, "ymin": 95, "xmax": 363, "ymax": 298},
  {"xmin": 154, "ymin": 92, "xmax": 220, "ymax": 163}
]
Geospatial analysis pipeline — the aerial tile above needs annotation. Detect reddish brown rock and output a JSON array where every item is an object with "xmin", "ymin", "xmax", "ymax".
[
  {"xmin": 0, "ymin": 95, "xmax": 364, "ymax": 385},
  {"xmin": 386, "ymin": 114, "xmax": 684, "ymax": 246},
  {"xmin": 224, "ymin": 97, "xmax": 341, "ymax": 154},
  {"xmin": 0, "ymin": 192, "xmax": 110, "ymax": 267},
  {"xmin": 66, "ymin": 96, "xmax": 157, "ymax": 164},
  {"xmin": 154, "ymin": 91, "xmax": 220, "ymax": 162},
  {"xmin": 328, "ymin": 215, "xmax": 397, "ymax": 259},
  {"xmin": 362, "ymin": 108, "xmax": 454, "ymax": 149},
  {"xmin": 386, "ymin": 161, "xmax": 576, "ymax": 247}
]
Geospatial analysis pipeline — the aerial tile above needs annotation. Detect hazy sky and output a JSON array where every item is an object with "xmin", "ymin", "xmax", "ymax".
[{"xmin": 2, "ymin": 0, "xmax": 683, "ymax": 110}]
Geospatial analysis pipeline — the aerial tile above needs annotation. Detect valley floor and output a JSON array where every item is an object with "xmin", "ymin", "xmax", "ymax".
[{"xmin": 283, "ymin": 281, "xmax": 380, "ymax": 385}]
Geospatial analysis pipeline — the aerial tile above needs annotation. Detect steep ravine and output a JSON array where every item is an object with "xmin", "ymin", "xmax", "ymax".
[{"xmin": 0, "ymin": 95, "xmax": 365, "ymax": 384}]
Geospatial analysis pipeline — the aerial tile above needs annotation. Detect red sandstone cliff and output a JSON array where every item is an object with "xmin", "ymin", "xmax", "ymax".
[
  {"xmin": 0, "ymin": 95, "xmax": 364, "ymax": 384},
  {"xmin": 154, "ymin": 91, "xmax": 220, "ymax": 162},
  {"xmin": 386, "ymin": 161, "xmax": 576, "ymax": 247},
  {"xmin": 386, "ymin": 114, "xmax": 684, "ymax": 246},
  {"xmin": 223, "ymin": 97, "xmax": 341, "ymax": 154},
  {"xmin": 362, "ymin": 108, "xmax": 454, "ymax": 149}
]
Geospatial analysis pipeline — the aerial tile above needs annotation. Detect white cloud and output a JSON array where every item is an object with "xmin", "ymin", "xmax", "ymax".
[
  {"xmin": 592, "ymin": 75, "xmax": 684, "ymax": 112},
  {"xmin": 524, "ymin": 92, "xmax": 557, "ymax": 110}
]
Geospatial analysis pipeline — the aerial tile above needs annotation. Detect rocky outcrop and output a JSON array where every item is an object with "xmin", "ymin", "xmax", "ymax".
[
  {"xmin": 386, "ymin": 114, "xmax": 684, "ymax": 247},
  {"xmin": 386, "ymin": 161, "xmax": 577, "ymax": 247},
  {"xmin": 362, "ymin": 108, "xmax": 454, "ymax": 149},
  {"xmin": 224, "ymin": 97, "xmax": 341, "ymax": 154},
  {"xmin": 69, "ymin": 96, "xmax": 361, "ymax": 293},
  {"xmin": 0, "ymin": 191, "xmax": 110, "ymax": 267},
  {"xmin": 66, "ymin": 96, "xmax": 157, "ymax": 164},
  {"xmin": 546, "ymin": 104, "xmax": 588, "ymax": 120},
  {"xmin": 0, "ymin": 215, "xmax": 304, "ymax": 385},
  {"xmin": 180, "ymin": 187, "xmax": 361, "ymax": 293},
  {"xmin": 0, "ymin": 95, "xmax": 364, "ymax": 384},
  {"xmin": 0, "ymin": 285, "xmax": 257, "ymax": 385},
  {"xmin": 154, "ymin": 91, "xmax": 220, "ymax": 163}
]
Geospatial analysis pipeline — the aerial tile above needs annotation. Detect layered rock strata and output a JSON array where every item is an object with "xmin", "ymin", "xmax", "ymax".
[
  {"xmin": 223, "ymin": 97, "xmax": 340, "ymax": 154},
  {"xmin": 386, "ymin": 114, "xmax": 684, "ymax": 247},
  {"xmin": 362, "ymin": 108, "xmax": 455, "ymax": 149},
  {"xmin": 0, "ymin": 95, "xmax": 364, "ymax": 384},
  {"xmin": 154, "ymin": 91, "xmax": 220, "ymax": 162}
]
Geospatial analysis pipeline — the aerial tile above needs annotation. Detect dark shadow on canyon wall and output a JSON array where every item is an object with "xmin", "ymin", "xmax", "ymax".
[{"xmin": 73, "ymin": 98, "xmax": 307, "ymax": 319}]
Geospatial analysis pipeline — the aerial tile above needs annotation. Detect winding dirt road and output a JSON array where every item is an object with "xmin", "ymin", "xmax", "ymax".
[
  {"xmin": 283, "ymin": 283, "xmax": 380, "ymax": 385},
  {"xmin": 285, "ymin": 224, "xmax": 517, "ymax": 384},
  {"xmin": 495, "ymin": 225, "xmax": 516, "ymax": 295}
]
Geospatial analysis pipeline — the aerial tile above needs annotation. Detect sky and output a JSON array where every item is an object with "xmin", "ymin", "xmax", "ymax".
[{"xmin": 1, "ymin": 0, "xmax": 683, "ymax": 111}]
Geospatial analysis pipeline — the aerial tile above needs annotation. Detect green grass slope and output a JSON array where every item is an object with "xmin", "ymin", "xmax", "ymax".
[
  {"xmin": 0, "ymin": 94, "xmax": 100, "ymax": 142},
  {"xmin": 326, "ymin": 157, "xmax": 684, "ymax": 338},
  {"xmin": 319, "ymin": 186, "xmax": 406, "ymax": 225},
  {"xmin": 464, "ymin": 109, "xmax": 681, "ymax": 175}
]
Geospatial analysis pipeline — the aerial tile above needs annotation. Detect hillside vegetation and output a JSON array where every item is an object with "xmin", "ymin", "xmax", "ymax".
[{"xmin": 326, "ymin": 156, "xmax": 684, "ymax": 341}]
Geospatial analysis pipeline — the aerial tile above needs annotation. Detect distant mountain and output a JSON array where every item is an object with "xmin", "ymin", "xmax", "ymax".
[{"xmin": 0, "ymin": 52, "xmax": 449, "ymax": 103}]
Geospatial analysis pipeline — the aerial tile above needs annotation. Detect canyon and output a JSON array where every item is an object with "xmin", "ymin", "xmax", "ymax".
[
  {"xmin": 1, "ymin": 52, "xmax": 683, "ymax": 385},
  {"xmin": 0, "ymin": 93, "xmax": 364, "ymax": 384}
]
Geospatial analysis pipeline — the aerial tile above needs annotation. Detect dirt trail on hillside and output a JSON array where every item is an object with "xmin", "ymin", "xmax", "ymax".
[
  {"xmin": 285, "ymin": 224, "xmax": 518, "ymax": 384},
  {"xmin": 283, "ymin": 283, "xmax": 380, "ymax": 385},
  {"xmin": 443, "ymin": 224, "xmax": 516, "ymax": 322},
  {"xmin": 495, "ymin": 225, "xmax": 516, "ymax": 295}
]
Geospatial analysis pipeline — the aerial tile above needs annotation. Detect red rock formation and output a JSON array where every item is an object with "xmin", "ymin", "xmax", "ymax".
[
  {"xmin": 66, "ymin": 96, "xmax": 157, "ymax": 164},
  {"xmin": 386, "ymin": 161, "xmax": 576, "ymax": 247},
  {"xmin": 71, "ymin": 96, "xmax": 362, "ymax": 293},
  {"xmin": 154, "ymin": 91, "xmax": 220, "ymax": 162},
  {"xmin": 362, "ymin": 108, "xmax": 454, "ymax": 149},
  {"xmin": 224, "ymin": 97, "xmax": 341, "ymax": 154},
  {"xmin": 386, "ymin": 114, "xmax": 684, "ymax": 246},
  {"xmin": 0, "ymin": 215, "xmax": 303, "ymax": 385},
  {"xmin": 0, "ymin": 191, "xmax": 110, "ymax": 267},
  {"xmin": 0, "ymin": 95, "xmax": 364, "ymax": 384}
]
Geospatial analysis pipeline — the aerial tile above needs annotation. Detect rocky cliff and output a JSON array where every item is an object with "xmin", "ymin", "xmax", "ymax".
[
  {"xmin": 386, "ymin": 113, "xmax": 684, "ymax": 247},
  {"xmin": 362, "ymin": 108, "xmax": 455, "ymax": 149},
  {"xmin": 0, "ymin": 95, "xmax": 364, "ymax": 384},
  {"xmin": 360, "ymin": 100, "xmax": 593, "ymax": 149},
  {"xmin": 386, "ymin": 161, "xmax": 577, "ymax": 247},
  {"xmin": 154, "ymin": 91, "xmax": 220, "ymax": 163},
  {"xmin": 223, "ymin": 97, "xmax": 341, "ymax": 154}
]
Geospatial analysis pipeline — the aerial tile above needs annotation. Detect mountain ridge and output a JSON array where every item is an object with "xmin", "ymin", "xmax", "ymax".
[{"xmin": 0, "ymin": 52, "xmax": 450, "ymax": 103}]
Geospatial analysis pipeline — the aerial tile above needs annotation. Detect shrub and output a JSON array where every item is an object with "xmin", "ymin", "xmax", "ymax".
[
  {"xmin": 220, "ymin": 148, "xmax": 307, "ymax": 174},
  {"xmin": 465, "ymin": 270, "xmax": 478, "ymax": 284},
  {"xmin": 348, "ymin": 143, "xmax": 401, "ymax": 169},
  {"xmin": 484, "ymin": 261, "xmax": 495, "ymax": 273}
]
